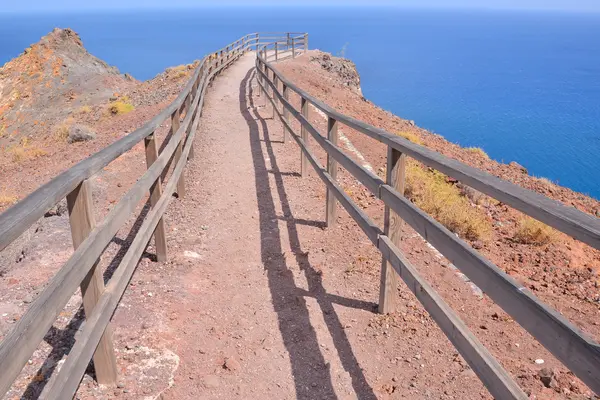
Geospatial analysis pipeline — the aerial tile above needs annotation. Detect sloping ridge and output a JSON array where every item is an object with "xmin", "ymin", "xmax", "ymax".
[{"xmin": 0, "ymin": 28, "xmax": 133, "ymax": 146}]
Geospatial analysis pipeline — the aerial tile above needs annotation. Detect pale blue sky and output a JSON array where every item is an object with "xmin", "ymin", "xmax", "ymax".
[{"xmin": 3, "ymin": 0, "xmax": 600, "ymax": 13}]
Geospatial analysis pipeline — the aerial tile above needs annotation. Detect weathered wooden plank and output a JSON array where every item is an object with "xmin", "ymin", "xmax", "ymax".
[
  {"xmin": 144, "ymin": 134, "xmax": 168, "ymax": 262},
  {"xmin": 41, "ymin": 94, "xmax": 203, "ymax": 400},
  {"xmin": 0, "ymin": 74, "xmax": 202, "ymax": 398},
  {"xmin": 256, "ymin": 73, "xmax": 381, "ymax": 244},
  {"xmin": 282, "ymin": 84, "xmax": 289, "ymax": 143},
  {"xmin": 326, "ymin": 117, "xmax": 338, "ymax": 227},
  {"xmin": 292, "ymin": 37, "xmax": 295, "ymax": 58},
  {"xmin": 66, "ymin": 180, "xmax": 117, "ymax": 385},
  {"xmin": 257, "ymin": 66, "xmax": 383, "ymax": 194},
  {"xmin": 263, "ymin": 63, "xmax": 600, "ymax": 250},
  {"xmin": 300, "ymin": 97, "xmax": 309, "ymax": 177},
  {"xmin": 378, "ymin": 236, "xmax": 527, "ymax": 399},
  {"xmin": 378, "ymin": 147, "xmax": 404, "ymax": 314},
  {"xmin": 171, "ymin": 108, "xmax": 186, "ymax": 198},
  {"xmin": 380, "ymin": 184, "xmax": 600, "ymax": 393},
  {"xmin": 257, "ymin": 53, "xmax": 600, "ymax": 392},
  {"xmin": 0, "ymin": 38, "xmax": 215, "ymax": 252},
  {"xmin": 0, "ymin": 32, "xmax": 255, "ymax": 397},
  {"xmin": 272, "ymin": 75, "xmax": 279, "ymax": 119}
]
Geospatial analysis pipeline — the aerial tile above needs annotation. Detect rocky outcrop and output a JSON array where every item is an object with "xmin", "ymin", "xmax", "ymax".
[
  {"xmin": 310, "ymin": 52, "xmax": 362, "ymax": 96},
  {"xmin": 0, "ymin": 28, "xmax": 134, "ymax": 147},
  {"xmin": 67, "ymin": 124, "xmax": 96, "ymax": 143}
]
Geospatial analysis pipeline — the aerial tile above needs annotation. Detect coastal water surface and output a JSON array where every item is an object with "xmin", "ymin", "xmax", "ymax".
[{"xmin": 0, "ymin": 7, "xmax": 599, "ymax": 197}]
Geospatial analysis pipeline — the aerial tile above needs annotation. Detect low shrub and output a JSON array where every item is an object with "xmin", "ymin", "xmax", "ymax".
[
  {"xmin": 405, "ymin": 161, "xmax": 491, "ymax": 241},
  {"xmin": 396, "ymin": 131, "xmax": 422, "ymax": 145},
  {"xmin": 513, "ymin": 217, "xmax": 556, "ymax": 245},
  {"xmin": 466, "ymin": 147, "xmax": 489, "ymax": 159},
  {"xmin": 54, "ymin": 117, "xmax": 75, "ymax": 141},
  {"xmin": 7, "ymin": 138, "xmax": 47, "ymax": 163},
  {"xmin": 108, "ymin": 100, "xmax": 134, "ymax": 115}
]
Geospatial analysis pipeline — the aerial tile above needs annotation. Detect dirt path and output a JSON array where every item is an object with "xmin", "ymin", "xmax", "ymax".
[
  {"xmin": 135, "ymin": 52, "xmax": 495, "ymax": 400},
  {"xmin": 2, "ymin": 50, "xmax": 593, "ymax": 399},
  {"xmin": 61, "ymin": 52, "xmax": 512, "ymax": 400},
  {"xmin": 160, "ymin": 53, "xmax": 380, "ymax": 399}
]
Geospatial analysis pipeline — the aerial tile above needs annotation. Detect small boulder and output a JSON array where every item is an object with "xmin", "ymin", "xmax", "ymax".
[
  {"xmin": 68, "ymin": 124, "xmax": 96, "ymax": 144},
  {"xmin": 44, "ymin": 200, "xmax": 68, "ymax": 217},
  {"xmin": 223, "ymin": 356, "xmax": 241, "ymax": 371},
  {"xmin": 538, "ymin": 367, "xmax": 554, "ymax": 388}
]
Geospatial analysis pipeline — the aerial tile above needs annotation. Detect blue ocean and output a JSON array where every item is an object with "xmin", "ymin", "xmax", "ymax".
[{"xmin": 1, "ymin": 7, "xmax": 599, "ymax": 198}]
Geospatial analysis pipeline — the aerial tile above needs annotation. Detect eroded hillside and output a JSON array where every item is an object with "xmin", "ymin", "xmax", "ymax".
[{"xmin": 0, "ymin": 28, "xmax": 198, "ymax": 211}]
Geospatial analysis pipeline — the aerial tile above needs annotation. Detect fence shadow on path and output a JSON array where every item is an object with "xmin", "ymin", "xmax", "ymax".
[{"xmin": 239, "ymin": 67, "xmax": 378, "ymax": 400}]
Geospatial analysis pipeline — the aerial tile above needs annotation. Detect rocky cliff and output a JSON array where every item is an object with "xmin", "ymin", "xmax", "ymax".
[{"xmin": 0, "ymin": 28, "xmax": 135, "ymax": 147}]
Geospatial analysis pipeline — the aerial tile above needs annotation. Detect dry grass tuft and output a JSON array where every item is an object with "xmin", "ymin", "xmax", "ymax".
[
  {"xmin": 466, "ymin": 147, "xmax": 489, "ymax": 159},
  {"xmin": 7, "ymin": 137, "xmax": 47, "ymax": 163},
  {"xmin": 396, "ymin": 131, "xmax": 422, "ymax": 145},
  {"xmin": 79, "ymin": 105, "xmax": 92, "ymax": 114},
  {"xmin": 54, "ymin": 117, "xmax": 75, "ymax": 141},
  {"xmin": 405, "ymin": 161, "xmax": 491, "ymax": 241},
  {"xmin": 513, "ymin": 217, "xmax": 556, "ymax": 245},
  {"xmin": 167, "ymin": 64, "xmax": 194, "ymax": 80},
  {"xmin": 0, "ymin": 193, "xmax": 18, "ymax": 207},
  {"xmin": 108, "ymin": 99, "xmax": 134, "ymax": 115},
  {"xmin": 174, "ymin": 70, "xmax": 188, "ymax": 79}
]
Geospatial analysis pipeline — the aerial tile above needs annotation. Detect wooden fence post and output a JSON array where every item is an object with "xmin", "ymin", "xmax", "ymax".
[
  {"xmin": 258, "ymin": 59, "xmax": 263, "ymax": 97},
  {"xmin": 300, "ymin": 97, "xmax": 309, "ymax": 176},
  {"xmin": 378, "ymin": 147, "xmax": 406, "ymax": 314},
  {"xmin": 282, "ymin": 84, "xmax": 289, "ymax": 143},
  {"xmin": 189, "ymin": 78, "xmax": 200, "ymax": 161},
  {"xmin": 66, "ymin": 180, "xmax": 118, "ymax": 385},
  {"xmin": 171, "ymin": 107, "xmax": 186, "ymax": 198},
  {"xmin": 304, "ymin": 33, "xmax": 308, "ymax": 53},
  {"xmin": 292, "ymin": 38, "xmax": 295, "ymax": 58},
  {"xmin": 326, "ymin": 117, "xmax": 338, "ymax": 226},
  {"xmin": 263, "ymin": 68, "xmax": 269, "ymax": 107},
  {"xmin": 144, "ymin": 133, "xmax": 168, "ymax": 262},
  {"xmin": 272, "ymin": 74, "xmax": 278, "ymax": 119},
  {"xmin": 185, "ymin": 92, "xmax": 191, "ymax": 116}
]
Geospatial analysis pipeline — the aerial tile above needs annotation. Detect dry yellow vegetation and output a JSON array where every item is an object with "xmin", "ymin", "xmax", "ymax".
[
  {"xmin": 54, "ymin": 117, "xmax": 75, "ymax": 140},
  {"xmin": 405, "ymin": 160, "xmax": 491, "ymax": 241},
  {"xmin": 466, "ymin": 147, "xmax": 490, "ymax": 159},
  {"xmin": 396, "ymin": 131, "xmax": 422, "ymax": 145},
  {"xmin": 108, "ymin": 98, "xmax": 135, "ymax": 115},
  {"xmin": 7, "ymin": 137, "xmax": 47, "ymax": 162},
  {"xmin": 0, "ymin": 193, "xmax": 18, "ymax": 207},
  {"xmin": 513, "ymin": 217, "xmax": 556, "ymax": 245}
]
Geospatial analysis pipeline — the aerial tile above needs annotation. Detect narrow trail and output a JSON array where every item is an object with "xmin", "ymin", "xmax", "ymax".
[
  {"xmin": 160, "ymin": 53, "xmax": 377, "ymax": 399},
  {"xmin": 136, "ymin": 52, "xmax": 487, "ymax": 400}
]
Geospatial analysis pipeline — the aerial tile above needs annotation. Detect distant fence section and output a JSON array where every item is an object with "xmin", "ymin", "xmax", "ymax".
[
  {"xmin": 255, "ymin": 37, "xmax": 600, "ymax": 399},
  {"xmin": 0, "ymin": 32, "xmax": 308, "ymax": 400}
]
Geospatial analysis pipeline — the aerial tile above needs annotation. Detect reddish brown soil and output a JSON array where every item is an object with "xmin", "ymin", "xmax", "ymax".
[{"xmin": 1, "ymin": 46, "xmax": 599, "ymax": 400}]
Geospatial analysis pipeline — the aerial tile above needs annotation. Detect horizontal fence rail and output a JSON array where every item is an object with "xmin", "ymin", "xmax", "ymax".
[
  {"xmin": 255, "ymin": 38, "xmax": 600, "ymax": 399},
  {"xmin": 0, "ymin": 32, "xmax": 296, "ymax": 399}
]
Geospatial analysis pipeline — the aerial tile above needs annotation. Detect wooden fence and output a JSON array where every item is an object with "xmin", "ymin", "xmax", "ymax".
[
  {"xmin": 0, "ymin": 32, "xmax": 305, "ymax": 400},
  {"xmin": 255, "ymin": 39, "xmax": 600, "ymax": 399}
]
